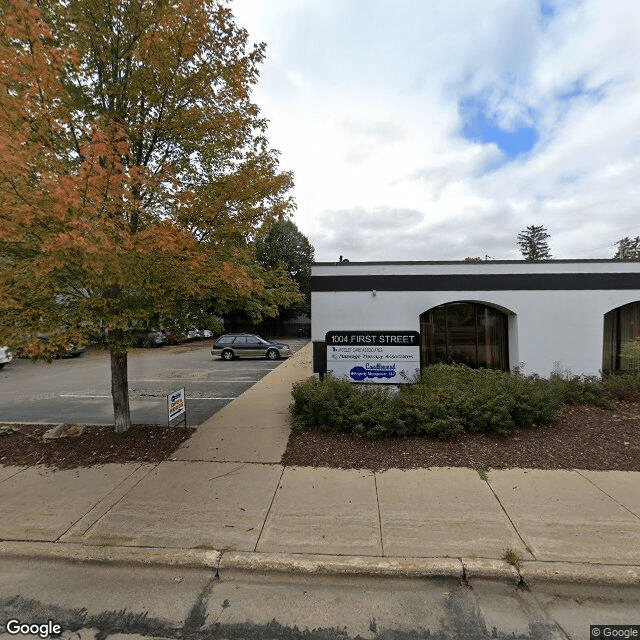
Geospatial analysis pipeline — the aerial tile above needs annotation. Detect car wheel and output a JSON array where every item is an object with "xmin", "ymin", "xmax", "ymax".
[
  {"xmin": 266, "ymin": 348, "xmax": 279, "ymax": 360},
  {"xmin": 221, "ymin": 349, "xmax": 234, "ymax": 360},
  {"xmin": 0, "ymin": 363, "xmax": 4, "ymax": 370}
]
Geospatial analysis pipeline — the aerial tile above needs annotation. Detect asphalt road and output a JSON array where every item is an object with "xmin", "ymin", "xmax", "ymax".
[
  {"xmin": 1, "ymin": 557, "xmax": 640, "ymax": 639},
  {"xmin": 0, "ymin": 338, "xmax": 309, "ymax": 427}
]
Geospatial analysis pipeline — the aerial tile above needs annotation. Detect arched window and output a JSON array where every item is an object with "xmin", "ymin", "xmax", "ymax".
[
  {"xmin": 419, "ymin": 302, "xmax": 509, "ymax": 370},
  {"xmin": 603, "ymin": 301, "xmax": 640, "ymax": 372}
]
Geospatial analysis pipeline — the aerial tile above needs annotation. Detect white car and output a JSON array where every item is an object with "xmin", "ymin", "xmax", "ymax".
[
  {"xmin": 186, "ymin": 327, "xmax": 202, "ymax": 340},
  {"xmin": 0, "ymin": 346, "xmax": 13, "ymax": 369}
]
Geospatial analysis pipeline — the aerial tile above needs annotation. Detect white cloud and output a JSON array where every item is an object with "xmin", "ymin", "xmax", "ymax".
[{"xmin": 232, "ymin": 0, "xmax": 640, "ymax": 261}]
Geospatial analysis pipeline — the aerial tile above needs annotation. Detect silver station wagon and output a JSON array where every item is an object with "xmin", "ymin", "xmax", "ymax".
[{"xmin": 211, "ymin": 333, "xmax": 292, "ymax": 360}]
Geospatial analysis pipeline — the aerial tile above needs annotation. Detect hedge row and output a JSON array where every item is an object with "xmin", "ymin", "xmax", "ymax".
[{"xmin": 289, "ymin": 364, "xmax": 640, "ymax": 440}]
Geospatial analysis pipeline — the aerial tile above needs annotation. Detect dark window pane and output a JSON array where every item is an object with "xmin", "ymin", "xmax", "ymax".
[
  {"xmin": 421, "ymin": 307, "xmax": 447, "ymax": 365},
  {"xmin": 603, "ymin": 301, "xmax": 640, "ymax": 372},
  {"xmin": 420, "ymin": 302, "xmax": 509, "ymax": 371},
  {"xmin": 602, "ymin": 310, "xmax": 615, "ymax": 372},
  {"xmin": 477, "ymin": 306, "xmax": 508, "ymax": 370},
  {"xmin": 445, "ymin": 303, "xmax": 477, "ymax": 367}
]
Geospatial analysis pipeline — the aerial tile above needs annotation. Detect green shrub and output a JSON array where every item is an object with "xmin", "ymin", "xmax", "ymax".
[
  {"xmin": 408, "ymin": 364, "xmax": 562, "ymax": 436},
  {"xmin": 620, "ymin": 339, "xmax": 640, "ymax": 371},
  {"xmin": 543, "ymin": 368, "xmax": 640, "ymax": 408},
  {"xmin": 601, "ymin": 373, "xmax": 640, "ymax": 400},
  {"xmin": 290, "ymin": 364, "xmax": 565, "ymax": 440},
  {"xmin": 395, "ymin": 386, "xmax": 464, "ymax": 439},
  {"xmin": 549, "ymin": 373, "xmax": 612, "ymax": 408},
  {"xmin": 290, "ymin": 376, "xmax": 400, "ymax": 437},
  {"xmin": 290, "ymin": 376, "xmax": 357, "ymax": 433},
  {"xmin": 509, "ymin": 375, "xmax": 562, "ymax": 427},
  {"xmin": 290, "ymin": 365, "xmax": 640, "ymax": 441}
]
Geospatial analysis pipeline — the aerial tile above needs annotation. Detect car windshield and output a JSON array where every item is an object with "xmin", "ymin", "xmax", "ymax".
[{"xmin": 256, "ymin": 337, "xmax": 270, "ymax": 345}]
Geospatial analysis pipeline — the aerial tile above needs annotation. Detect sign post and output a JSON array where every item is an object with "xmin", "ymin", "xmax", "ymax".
[
  {"xmin": 325, "ymin": 331, "xmax": 420, "ymax": 383},
  {"xmin": 167, "ymin": 388, "xmax": 187, "ymax": 428}
]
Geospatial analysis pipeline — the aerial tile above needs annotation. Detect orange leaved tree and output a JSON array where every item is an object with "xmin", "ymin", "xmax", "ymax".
[{"xmin": 0, "ymin": 0, "xmax": 297, "ymax": 431}]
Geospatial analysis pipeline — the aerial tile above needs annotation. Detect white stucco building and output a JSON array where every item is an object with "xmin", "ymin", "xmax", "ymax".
[{"xmin": 311, "ymin": 260, "xmax": 640, "ymax": 378}]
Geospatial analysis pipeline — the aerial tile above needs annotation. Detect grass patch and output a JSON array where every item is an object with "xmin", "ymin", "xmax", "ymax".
[
  {"xmin": 469, "ymin": 459, "xmax": 490, "ymax": 481},
  {"xmin": 502, "ymin": 547, "xmax": 523, "ymax": 569}
]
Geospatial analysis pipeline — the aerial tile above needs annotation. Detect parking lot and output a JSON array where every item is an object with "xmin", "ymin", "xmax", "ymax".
[{"xmin": 0, "ymin": 337, "xmax": 309, "ymax": 427}]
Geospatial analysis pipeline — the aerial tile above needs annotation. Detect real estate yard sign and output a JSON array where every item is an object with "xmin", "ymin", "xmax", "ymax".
[
  {"xmin": 167, "ymin": 388, "xmax": 187, "ymax": 427},
  {"xmin": 326, "ymin": 331, "xmax": 420, "ymax": 383}
]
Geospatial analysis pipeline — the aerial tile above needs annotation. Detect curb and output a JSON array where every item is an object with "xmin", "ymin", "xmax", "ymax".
[
  {"xmin": 0, "ymin": 541, "xmax": 220, "ymax": 569},
  {"xmin": 519, "ymin": 560, "xmax": 640, "ymax": 586},
  {"xmin": 2, "ymin": 542, "xmax": 639, "ymax": 586},
  {"xmin": 219, "ymin": 551, "xmax": 465, "ymax": 579}
]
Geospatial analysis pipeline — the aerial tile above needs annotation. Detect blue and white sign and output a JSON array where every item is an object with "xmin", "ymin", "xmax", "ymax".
[
  {"xmin": 167, "ymin": 387, "xmax": 187, "ymax": 427},
  {"xmin": 326, "ymin": 331, "xmax": 420, "ymax": 384}
]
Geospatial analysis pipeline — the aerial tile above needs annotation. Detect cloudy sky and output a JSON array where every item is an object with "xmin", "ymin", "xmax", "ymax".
[{"xmin": 232, "ymin": 0, "xmax": 640, "ymax": 262}]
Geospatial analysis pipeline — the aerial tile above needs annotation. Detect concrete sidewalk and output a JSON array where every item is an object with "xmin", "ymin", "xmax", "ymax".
[{"xmin": 1, "ymin": 343, "xmax": 640, "ymax": 586}]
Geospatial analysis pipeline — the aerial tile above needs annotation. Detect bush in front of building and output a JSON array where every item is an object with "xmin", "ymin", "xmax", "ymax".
[
  {"xmin": 548, "ymin": 370, "xmax": 640, "ymax": 408},
  {"xmin": 549, "ymin": 374, "xmax": 614, "ymax": 408},
  {"xmin": 290, "ymin": 364, "xmax": 564, "ymax": 440},
  {"xmin": 290, "ymin": 375, "xmax": 407, "ymax": 438},
  {"xmin": 600, "ymin": 372, "xmax": 640, "ymax": 399},
  {"xmin": 398, "ymin": 364, "xmax": 562, "ymax": 438},
  {"xmin": 620, "ymin": 339, "xmax": 640, "ymax": 371}
]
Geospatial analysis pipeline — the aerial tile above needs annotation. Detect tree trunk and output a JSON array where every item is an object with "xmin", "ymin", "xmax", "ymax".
[{"xmin": 110, "ymin": 347, "xmax": 131, "ymax": 433}]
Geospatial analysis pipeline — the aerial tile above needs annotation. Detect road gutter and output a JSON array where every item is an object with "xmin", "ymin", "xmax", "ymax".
[{"xmin": 1, "ymin": 541, "xmax": 638, "ymax": 586}]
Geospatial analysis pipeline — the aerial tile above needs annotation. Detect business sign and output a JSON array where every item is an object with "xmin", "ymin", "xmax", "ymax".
[
  {"xmin": 167, "ymin": 388, "xmax": 186, "ymax": 426},
  {"xmin": 325, "ymin": 331, "xmax": 420, "ymax": 384}
]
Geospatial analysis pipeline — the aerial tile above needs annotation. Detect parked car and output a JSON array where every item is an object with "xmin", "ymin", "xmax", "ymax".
[
  {"xmin": 0, "ymin": 346, "xmax": 13, "ymax": 369},
  {"xmin": 57, "ymin": 344, "xmax": 86, "ymax": 358},
  {"xmin": 134, "ymin": 330, "xmax": 168, "ymax": 347},
  {"xmin": 38, "ymin": 335, "xmax": 85, "ymax": 358},
  {"xmin": 27, "ymin": 344, "xmax": 85, "ymax": 358},
  {"xmin": 185, "ymin": 327, "xmax": 203, "ymax": 341},
  {"xmin": 211, "ymin": 334, "xmax": 292, "ymax": 360},
  {"xmin": 160, "ymin": 328, "xmax": 184, "ymax": 345}
]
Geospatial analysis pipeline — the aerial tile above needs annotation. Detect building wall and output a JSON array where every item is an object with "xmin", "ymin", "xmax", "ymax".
[{"xmin": 311, "ymin": 261, "xmax": 640, "ymax": 377}]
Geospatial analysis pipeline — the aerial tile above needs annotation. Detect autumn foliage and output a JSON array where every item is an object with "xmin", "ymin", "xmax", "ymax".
[{"xmin": 0, "ymin": 0, "xmax": 298, "ymax": 430}]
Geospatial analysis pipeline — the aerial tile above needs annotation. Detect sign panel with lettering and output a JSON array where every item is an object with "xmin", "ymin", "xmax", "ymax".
[
  {"xmin": 167, "ymin": 388, "xmax": 186, "ymax": 426},
  {"xmin": 325, "ymin": 331, "xmax": 420, "ymax": 383}
]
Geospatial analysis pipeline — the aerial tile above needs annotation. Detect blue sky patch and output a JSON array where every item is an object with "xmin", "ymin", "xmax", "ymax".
[
  {"xmin": 557, "ymin": 173, "xmax": 582, "ymax": 186},
  {"xmin": 540, "ymin": 1, "xmax": 555, "ymax": 23},
  {"xmin": 458, "ymin": 95, "xmax": 538, "ymax": 159},
  {"xmin": 558, "ymin": 78, "xmax": 606, "ymax": 103}
]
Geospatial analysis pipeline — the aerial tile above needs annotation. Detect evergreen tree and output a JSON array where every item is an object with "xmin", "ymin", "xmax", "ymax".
[
  {"xmin": 613, "ymin": 236, "xmax": 640, "ymax": 260},
  {"xmin": 517, "ymin": 225, "xmax": 552, "ymax": 261}
]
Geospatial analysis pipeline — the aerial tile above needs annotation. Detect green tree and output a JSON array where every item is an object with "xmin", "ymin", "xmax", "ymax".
[
  {"xmin": 613, "ymin": 236, "xmax": 640, "ymax": 260},
  {"xmin": 517, "ymin": 225, "xmax": 552, "ymax": 261},
  {"xmin": 0, "ymin": 0, "xmax": 296, "ymax": 431},
  {"xmin": 256, "ymin": 218, "xmax": 314, "ymax": 313}
]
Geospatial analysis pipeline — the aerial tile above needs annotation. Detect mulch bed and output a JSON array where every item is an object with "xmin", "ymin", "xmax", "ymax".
[
  {"xmin": 2, "ymin": 401, "xmax": 639, "ymax": 472},
  {"xmin": 281, "ymin": 401, "xmax": 640, "ymax": 472},
  {"xmin": 0, "ymin": 423, "xmax": 194, "ymax": 470}
]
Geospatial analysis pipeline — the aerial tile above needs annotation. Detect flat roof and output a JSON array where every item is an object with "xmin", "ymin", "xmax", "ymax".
[{"xmin": 313, "ymin": 259, "xmax": 640, "ymax": 266}]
